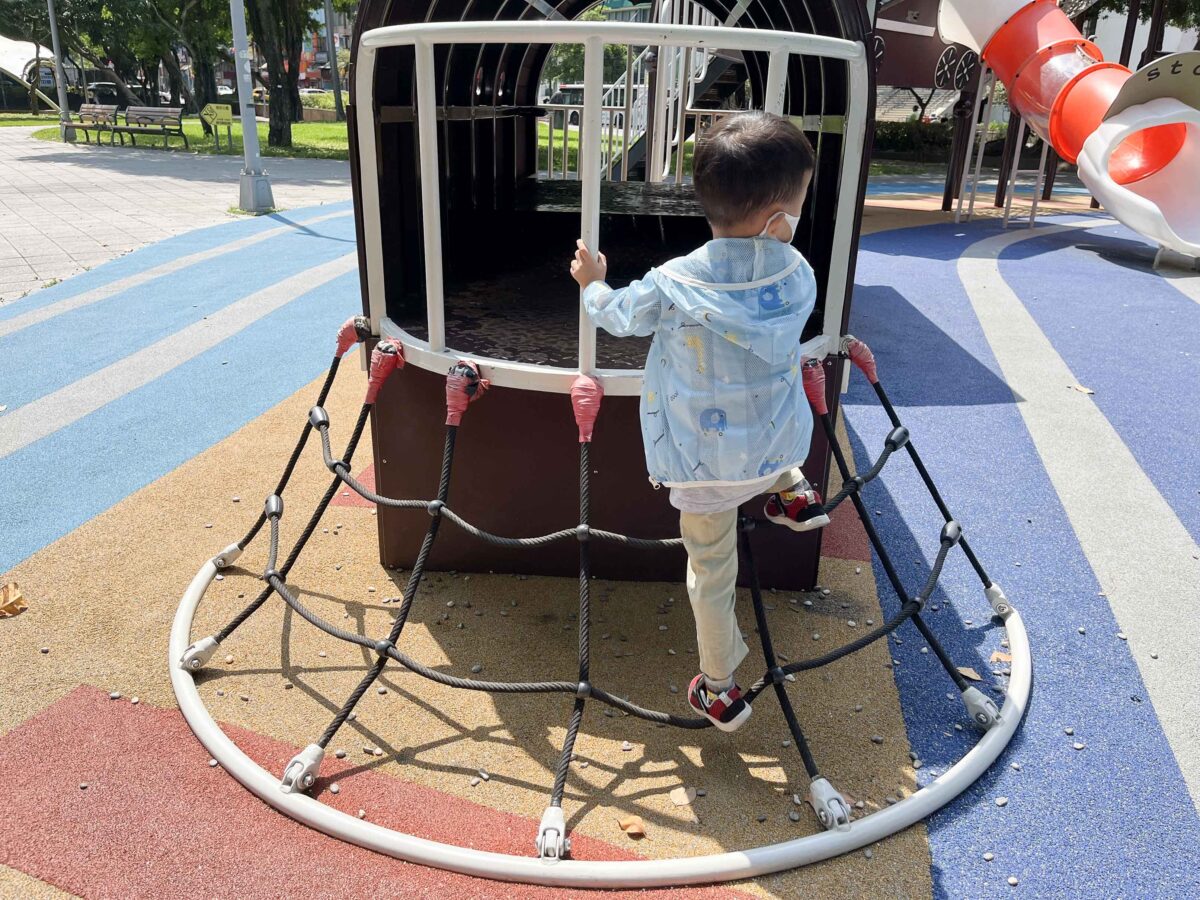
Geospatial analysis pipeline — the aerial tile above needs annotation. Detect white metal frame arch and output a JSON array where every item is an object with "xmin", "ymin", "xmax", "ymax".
[{"xmin": 352, "ymin": 20, "xmax": 871, "ymax": 395}]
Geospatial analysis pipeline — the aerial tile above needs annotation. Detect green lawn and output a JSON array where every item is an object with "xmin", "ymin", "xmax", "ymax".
[
  {"xmin": 26, "ymin": 112, "xmax": 936, "ymax": 178},
  {"xmin": 32, "ymin": 117, "xmax": 351, "ymax": 160},
  {"xmin": 0, "ymin": 112, "xmax": 66, "ymax": 127}
]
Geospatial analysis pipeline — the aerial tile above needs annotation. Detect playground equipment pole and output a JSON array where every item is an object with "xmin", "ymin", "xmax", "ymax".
[
  {"xmin": 324, "ymin": 0, "xmax": 346, "ymax": 121},
  {"xmin": 44, "ymin": 0, "xmax": 75, "ymax": 142},
  {"xmin": 229, "ymin": 0, "xmax": 275, "ymax": 212}
]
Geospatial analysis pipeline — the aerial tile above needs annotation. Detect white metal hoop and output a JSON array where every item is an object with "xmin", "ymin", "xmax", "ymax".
[{"xmin": 170, "ymin": 554, "xmax": 1031, "ymax": 888}]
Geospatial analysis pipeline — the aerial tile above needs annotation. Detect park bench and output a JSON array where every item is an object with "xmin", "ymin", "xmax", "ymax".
[
  {"xmin": 109, "ymin": 106, "xmax": 189, "ymax": 149},
  {"xmin": 72, "ymin": 104, "xmax": 118, "ymax": 144}
]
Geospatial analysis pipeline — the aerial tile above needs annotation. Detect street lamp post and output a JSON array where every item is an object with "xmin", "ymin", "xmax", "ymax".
[
  {"xmin": 45, "ymin": 0, "xmax": 75, "ymax": 141},
  {"xmin": 229, "ymin": 0, "xmax": 275, "ymax": 212},
  {"xmin": 323, "ymin": 0, "xmax": 345, "ymax": 121}
]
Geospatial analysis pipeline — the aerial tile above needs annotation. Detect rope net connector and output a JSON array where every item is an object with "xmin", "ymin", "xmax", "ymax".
[
  {"xmin": 843, "ymin": 335, "xmax": 879, "ymax": 384},
  {"xmin": 179, "ymin": 635, "xmax": 219, "ymax": 671},
  {"xmin": 335, "ymin": 315, "xmax": 373, "ymax": 358},
  {"xmin": 961, "ymin": 686, "xmax": 1003, "ymax": 731},
  {"xmin": 802, "ymin": 358, "xmax": 829, "ymax": 416},
  {"xmin": 808, "ymin": 776, "xmax": 852, "ymax": 832},
  {"xmin": 445, "ymin": 360, "xmax": 489, "ymax": 426},
  {"xmin": 570, "ymin": 375, "xmax": 603, "ymax": 443},
  {"xmin": 213, "ymin": 543, "xmax": 242, "ymax": 569},
  {"xmin": 280, "ymin": 743, "xmax": 325, "ymax": 794},
  {"xmin": 986, "ymin": 582, "xmax": 1013, "ymax": 619},
  {"xmin": 365, "ymin": 340, "xmax": 406, "ymax": 404},
  {"xmin": 535, "ymin": 805, "xmax": 570, "ymax": 862}
]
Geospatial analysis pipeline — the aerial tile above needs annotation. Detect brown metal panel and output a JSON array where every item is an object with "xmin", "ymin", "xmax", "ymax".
[{"xmin": 372, "ymin": 363, "xmax": 826, "ymax": 589}]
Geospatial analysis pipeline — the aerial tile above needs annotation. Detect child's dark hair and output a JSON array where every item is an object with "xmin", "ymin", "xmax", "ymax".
[{"xmin": 692, "ymin": 112, "xmax": 816, "ymax": 228}]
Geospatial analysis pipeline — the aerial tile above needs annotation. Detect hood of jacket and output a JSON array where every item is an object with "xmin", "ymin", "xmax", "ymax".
[{"xmin": 655, "ymin": 237, "xmax": 812, "ymax": 366}]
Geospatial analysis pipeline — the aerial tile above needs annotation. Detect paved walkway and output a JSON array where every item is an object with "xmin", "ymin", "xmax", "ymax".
[{"xmin": 0, "ymin": 127, "xmax": 351, "ymax": 304}]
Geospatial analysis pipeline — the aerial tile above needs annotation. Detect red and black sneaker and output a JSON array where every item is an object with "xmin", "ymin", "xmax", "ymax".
[
  {"xmin": 764, "ymin": 481, "xmax": 830, "ymax": 533},
  {"xmin": 688, "ymin": 674, "xmax": 752, "ymax": 732}
]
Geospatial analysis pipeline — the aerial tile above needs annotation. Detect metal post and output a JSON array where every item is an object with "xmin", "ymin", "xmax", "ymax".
[
  {"xmin": 1141, "ymin": 0, "xmax": 1167, "ymax": 68},
  {"xmin": 764, "ymin": 49, "xmax": 787, "ymax": 115},
  {"xmin": 414, "ymin": 40, "xmax": 446, "ymax": 352},
  {"xmin": 323, "ymin": 0, "xmax": 345, "ymax": 121},
  {"xmin": 229, "ymin": 0, "xmax": 274, "ymax": 212},
  {"xmin": 1119, "ymin": 0, "xmax": 1142, "ymax": 67},
  {"xmin": 45, "ymin": 0, "xmax": 75, "ymax": 141},
  {"xmin": 578, "ymin": 37, "xmax": 604, "ymax": 376}
]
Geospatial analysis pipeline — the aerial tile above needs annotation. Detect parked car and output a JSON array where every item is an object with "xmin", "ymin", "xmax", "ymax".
[{"xmin": 298, "ymin": 87, "xmax": 329, "ymax": 95}]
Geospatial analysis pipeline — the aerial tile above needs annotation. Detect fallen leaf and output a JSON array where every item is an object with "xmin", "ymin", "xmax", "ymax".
[
  {"xmin": 1069, "ymin": 384, "xmax": 1095, "ymax": 395},
  {"xmin": 669, "ymin": 786, "xmax": 696, "ymax": 807},
  {"xmin": 957, "ymin": 666, "xmax": 982, "ymax": 682},
  {"xmin": 617, "ymin": 815, "xmax": 646, "ymax": 838},
  {"xmin": 990, "ymin": 651, "xmax": 1013, "ymax": 664},
  {"xmin": 0, "ymin": 582, "xmax": 27, "ymax": 618}
]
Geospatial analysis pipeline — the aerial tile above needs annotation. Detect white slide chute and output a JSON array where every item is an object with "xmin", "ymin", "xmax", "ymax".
[{"xmin": 940, "ymin": 0, "xmax": 1200, "ymax": 258}]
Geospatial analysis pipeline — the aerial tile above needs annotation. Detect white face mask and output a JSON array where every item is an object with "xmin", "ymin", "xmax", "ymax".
[{"xmin": 759, "ymin": 210, "xmax": 801, "ymax": 243}]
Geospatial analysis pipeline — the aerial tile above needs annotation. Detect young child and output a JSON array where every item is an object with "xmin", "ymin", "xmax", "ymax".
[{"xmin": 570, "ymin": 112, "xmax": 830, "ymax": 732}]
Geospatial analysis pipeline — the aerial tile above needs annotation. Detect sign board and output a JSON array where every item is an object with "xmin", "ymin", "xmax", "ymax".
[
  {"xmin": 1106, "ymin": 52, "xmax": 1200, "ymax": 120},
  {"xmin": 201, "ymin": 103, "xmax": 234, "ymax": 126}
]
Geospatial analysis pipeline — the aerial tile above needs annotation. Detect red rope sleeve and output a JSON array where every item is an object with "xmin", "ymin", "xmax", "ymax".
[
  {"xmin": 802, "ymin": 358, "xmax": 829, "ymax": 416},
  {"xmin": 335, "ymin": 316, "xmax": 370, "ymax": 358},
  {"xmin": 365, "ymin": 341, "xmax": 405, "ymax": 404},
  {"xmin": 445, "ymin": 361, "xmax": 490, "ymax": 426},
  {"xmin": 845, "ymin": 337, "xmax": 879, "ymax": 384},
  {"xmin": 570, "ymin": 375, "xmax": 604, "ymax": 443}
]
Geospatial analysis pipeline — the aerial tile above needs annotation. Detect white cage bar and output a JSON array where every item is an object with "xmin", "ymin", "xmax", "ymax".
[{"xmin": 354, "ymin": 20, "xmax": 870, "ymax": 395}]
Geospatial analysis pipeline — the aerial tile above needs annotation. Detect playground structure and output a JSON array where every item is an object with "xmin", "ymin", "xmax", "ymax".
[
  {"xmin": 171, "ymin": 316, "xmax": 1030, "ymax": 885},
  {"xmin": 942, "ymin": 0, "xmax": 1200, "ymax": 257},
  {"xmin": 346, "ymin": 1, "xmax": 876, "ymax": 590},
  {"xmin": 162, "ymin": 3, "xmax": 1044, "ymax": 886}
]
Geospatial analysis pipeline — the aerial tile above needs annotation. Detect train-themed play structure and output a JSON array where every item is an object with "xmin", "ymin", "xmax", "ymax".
[{"xmin": 169, "ymin": 0, "xmax": 1195, "ymax": 888}]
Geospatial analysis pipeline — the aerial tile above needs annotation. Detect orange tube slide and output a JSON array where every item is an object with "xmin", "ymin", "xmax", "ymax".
[{"xmin": 982, "ymin": 0, "xmax": 1186, "ymax": 184}]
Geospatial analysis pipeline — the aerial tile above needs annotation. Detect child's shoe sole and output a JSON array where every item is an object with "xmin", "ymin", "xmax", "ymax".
[{"xmin": 765, "ymin": 510, "xmax": 831, "ymax": 533}]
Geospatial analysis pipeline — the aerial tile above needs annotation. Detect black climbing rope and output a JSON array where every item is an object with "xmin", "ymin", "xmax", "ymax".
[{"xmin": 201, "ymin": 334, "xmax": 1000, "ymax": 825}]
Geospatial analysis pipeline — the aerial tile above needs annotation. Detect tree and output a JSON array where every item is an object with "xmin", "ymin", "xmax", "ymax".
[
  {"xmin": 1092, "ymin": 0, "xmax": 1200, "ymax": 50},
  {"xmin": 245, "ymin": 0, "xmax": 321, "ymax": 147},
  {"xmin": 149, "ymin": 0, "xmax": 232, "ymax": 130},
  {"xmin": 542, "ymin": 6, "xmax": 632, "ymax": 85}
]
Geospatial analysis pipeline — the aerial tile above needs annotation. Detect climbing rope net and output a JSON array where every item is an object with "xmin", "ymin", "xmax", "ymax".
[{"xmin": 169, "ymin": 316, "xmax": 1031, "ymax": 888}]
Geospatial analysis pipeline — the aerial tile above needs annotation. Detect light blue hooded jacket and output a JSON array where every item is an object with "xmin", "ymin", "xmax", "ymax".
[{"xmin": 583, "ymin": 237, "xmax": 817, "ymax": 488}]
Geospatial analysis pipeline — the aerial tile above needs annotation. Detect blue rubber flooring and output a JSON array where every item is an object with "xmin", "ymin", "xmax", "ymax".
[
  {"xmin": 848, "ymin": 218, "xmax": 1200, "ymax": 898},
  {"xmin": 0, "ymin": 205, "xmax": 360, "ymax": 573},
  {"xmin": 2, "ymin": 204, "xmax": 1197, "ymax": 896}
]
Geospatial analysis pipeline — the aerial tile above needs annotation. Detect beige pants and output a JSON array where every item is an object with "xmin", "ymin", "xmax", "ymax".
[{"xmin": 679, "ymin": 468, "xmax": 802, "ymax": 684}]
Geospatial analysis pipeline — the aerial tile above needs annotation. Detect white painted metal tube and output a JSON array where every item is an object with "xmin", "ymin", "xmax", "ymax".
[
  {"xmin": 381, "ymin": 319, "xmax": 834, "ymax": 396},
  {"xmin": 764, "ymin": 50, "xmax": 787, "ymax": 115},
  {"xmin": 171, "ymin": 557, "xmax": 1030, "ymax": 887},
  {"xmin": 414, "ymin": 40, "xmax": 447, "ymax": 353},
  {"xmin": 578, "ymin": 38, "xmax": 604, "ymax": 376},
  {"xmin": 360, "ymin": 21, "xmax": 861, "ymax": 62},
  {"xmin": 821, "ymin": 53, "xmax": 870, "ymax": 340},
  {"xmin": 353, "ymin": 45, "xmax": 388, "ymax": 331}
]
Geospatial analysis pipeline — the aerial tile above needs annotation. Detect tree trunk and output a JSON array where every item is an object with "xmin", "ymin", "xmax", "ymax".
[
  {"xmin": 287, "ymin": 41, "xmax": 303, "ymax": 122},
  {"xmin": 245, "ymin": 0, "xmax": 292, "ymax": 147},
  {"xmin": 162, "ymin": 50, "xmax": 186, "ymax": 109},
  {"xmin": 192, "ymin": 53, "xmax": 219, "ymax": 135},
  {"xmin": 29, "ymin": 42, "xmax": 41, "ymax": 115},
  {"xmin": 67, "ymin": 40, "xmax": 142, "ymax": 107}
]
